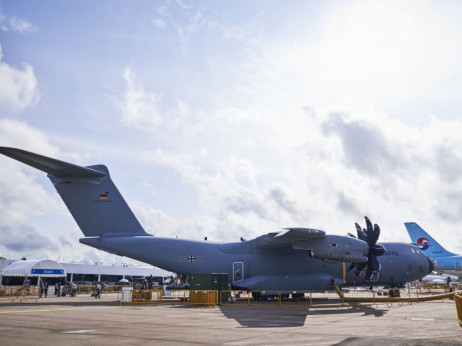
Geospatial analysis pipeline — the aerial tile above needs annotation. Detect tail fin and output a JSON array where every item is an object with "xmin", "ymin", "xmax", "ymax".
[
  {"xmin": 0, "ymin": 147, "xmax": 148, "ymax": 237},
  {"xmin": 404, "ymin": 222, "xmax": 454, "ymax": 258}
]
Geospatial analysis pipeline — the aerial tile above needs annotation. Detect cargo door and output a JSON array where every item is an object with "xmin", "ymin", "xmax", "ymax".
[
  {"xmin": 232, "ymin": 262, "xmax": 244, "ymax": 283},
  {"xmin": 455, "ymin": 259, "xmax": 462, "ymax": 271}
]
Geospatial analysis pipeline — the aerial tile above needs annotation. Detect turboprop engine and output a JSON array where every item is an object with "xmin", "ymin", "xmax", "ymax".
[{"xmin": 293, "ymin": 234, "xmax": 369, "ymax": 263}]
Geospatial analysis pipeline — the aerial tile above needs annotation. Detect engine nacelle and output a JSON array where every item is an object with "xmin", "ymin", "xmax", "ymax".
[{"xmin": 293, "ymin": 234, "xmax": 369, "ymax": 263}]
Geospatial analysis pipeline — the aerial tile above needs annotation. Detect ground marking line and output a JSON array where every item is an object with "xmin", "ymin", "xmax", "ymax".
[{"xmin": 0, "ymin": 306, "xmax": 113, "ymax": 314}]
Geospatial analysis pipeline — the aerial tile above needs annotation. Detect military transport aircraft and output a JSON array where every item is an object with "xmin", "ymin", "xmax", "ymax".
[
  {"xmin": 405, "ymin": 222, "xmax": 462, "ymax": 276},
  {"xmin": 0, "ymin": 147, "xmax": 433, "ymax": 291}
]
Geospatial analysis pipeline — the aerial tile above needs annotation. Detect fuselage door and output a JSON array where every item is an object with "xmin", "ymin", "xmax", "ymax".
[
  {"xmin": 455, "ymin": 259, "xmax": 462, "ymax": 271},
  {"xmin": 233, "ymin": 262, "xmax": 244, "ymax": 283}
]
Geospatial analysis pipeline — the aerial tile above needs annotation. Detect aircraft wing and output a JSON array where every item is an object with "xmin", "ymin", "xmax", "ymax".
[
  {"xmin": 254, "ymin": 227, "xmax": 369, "ymax": 263},
  {"xmin": 255, "ymin": 228, "xmax": 325, "ymax": 249}
]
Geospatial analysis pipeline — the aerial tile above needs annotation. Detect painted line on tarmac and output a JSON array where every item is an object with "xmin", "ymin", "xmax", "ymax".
[
  {"xmin": 0, "ymin": 306, "xmax": 112, "ymax": 314},
  {"xmin": 411, "ymin": 317, "xmax": 435, "ymax": 321}
]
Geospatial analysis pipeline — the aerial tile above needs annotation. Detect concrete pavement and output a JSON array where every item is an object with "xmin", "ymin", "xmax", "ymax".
[{"xmin": 0, "ymin": 294, "xmax": 461, "ymax": 345}]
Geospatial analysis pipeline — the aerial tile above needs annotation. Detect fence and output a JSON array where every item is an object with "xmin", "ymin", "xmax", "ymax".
[
  {"xmin": 120, "ymin": 289, "xmax": 217, "ymax": 307},
  {"xmin": 0, "ymin": 286, "xmax": 40, "ymax": 302},
  {"xmin": 455, "ymin": 292, "xmax": 462, "ymax": 327},
  {"xmin": 120, "ymin": 287, "xmax": 452, "ymax": 308}
]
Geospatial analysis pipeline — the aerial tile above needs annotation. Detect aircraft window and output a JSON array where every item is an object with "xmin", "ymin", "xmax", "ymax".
[
  {"xmin": 330, "ymin": 243, "xmax": 337, "ymax": 248},
  {"xmin": 412, "ymin": 246, "xmax": 424, "ymax": 255}
]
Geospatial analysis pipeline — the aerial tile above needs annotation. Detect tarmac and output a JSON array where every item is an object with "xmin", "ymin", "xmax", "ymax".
[{"xmin": 0, "ymin": 294, "xmax": 461, "ymax": 345}]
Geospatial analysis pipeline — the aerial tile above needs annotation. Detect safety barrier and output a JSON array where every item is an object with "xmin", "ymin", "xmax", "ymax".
[
  {"xmin": 455, "ymin": 292, "xmax": 462, "ymax": 327},
  {"xmin": 0, "ymin": 286, "xmax": 40, "ymax": 302},
  {"xmin": 220, "ymin": 290, "xmax": 343, "ymax": 307},
  {"xmin": 220, "ymin": 289, "xmax": 378, "ymax": 307},
  {"xmin": 117, "ymin": 286, "xmax": 458, "ymax": 309},
  {"xmin": 189, "ymin": 290, "xmax": 218, "ymax": 306},
  {"xmin": 75, "ymin": 284, "xmax": 133, "ymax": 295},
  {"xmin": 418, "ymin": 283, "xmax": 457, "ymax": 294},
  {"xmin": 120, "ymin": 289, "xmax": 190, "ymax": 306}
]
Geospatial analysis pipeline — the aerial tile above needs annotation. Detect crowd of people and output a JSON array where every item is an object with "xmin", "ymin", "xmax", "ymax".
[{"xmin": 21, "ymin": 280, "xmax": 102, "ymax": 298}]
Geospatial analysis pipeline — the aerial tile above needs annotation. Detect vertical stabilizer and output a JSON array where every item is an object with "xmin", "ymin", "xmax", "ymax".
[
  {"xmin": 0, "ymin": 147, "xmax": 148, "ymax": 237},
  {"xmin": 404, "ymin": 222, "xmax": 454, "ymax": 258}
]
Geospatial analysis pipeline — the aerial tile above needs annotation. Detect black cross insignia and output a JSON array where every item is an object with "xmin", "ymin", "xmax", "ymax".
[{"xmin": 188, "ymin": 255, "xmax": 196, "ymax": 263}]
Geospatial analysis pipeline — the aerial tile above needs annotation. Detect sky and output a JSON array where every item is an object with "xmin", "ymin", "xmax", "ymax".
[{"xmin": 1, "ymin": 0, "xmax": 462, "ymax": 265}]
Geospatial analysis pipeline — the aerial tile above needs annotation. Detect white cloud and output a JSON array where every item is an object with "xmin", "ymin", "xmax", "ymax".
[
  {"xmin": 0, "ymin": 14, "xmax": 37, "ymax": 34},
  {"xmin": 8, "ymin": 17, "xmax": 37, "ymax": 34},
  {"xmin": 114, "ymin": 67, "xmax": 163, "ymax": 130},
  {"xmin": 0, "ymin": 44, "xmax": 40, "ymax": 113},
  {"xmin": 228, "ymin": 0, "xmax": 462, "ymax": 114},
  {"xmin": 0, "ymin": 120, "xmax": 86, "ymax": 261},
  {"xmin": 303, "ymin": 0, "xmax": 460, "ymax": 106},
  {"xmin": 151, "ymin": 18, "xmax": 166, "ymax": 29}
]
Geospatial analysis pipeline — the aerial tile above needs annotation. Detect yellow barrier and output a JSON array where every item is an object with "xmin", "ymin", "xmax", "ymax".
[
  {"xmin": 189, "ymin": 290, "xmax": 218, "ymax": 307},
  {"xmin": 455, "ymin": 293, "xmax": 462, "ymax": 327},
  {"xmin": 117, "ymin": 287, "xmax": 458, "ymax": 310},
  {"xmin": 220, "ymin": 290, "xmax": 345, "ymax": 307},
  {"xmin": 0, "ymin": 286, "xmax": 40, "ymax": 302},
  {"xmin": 120, "ymin": 289, "xmax": 191, "ymax": 305}
]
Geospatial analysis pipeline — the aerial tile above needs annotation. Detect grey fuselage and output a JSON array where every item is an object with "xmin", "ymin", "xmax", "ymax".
[{"xmin": 81, "ymin": 236, "xmax": 433, "ymax": 290}]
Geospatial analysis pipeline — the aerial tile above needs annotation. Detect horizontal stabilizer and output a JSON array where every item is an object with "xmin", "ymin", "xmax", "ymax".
[{"xmin": 0, "ymin": 147, "xmax": 105, "ymax": 178}]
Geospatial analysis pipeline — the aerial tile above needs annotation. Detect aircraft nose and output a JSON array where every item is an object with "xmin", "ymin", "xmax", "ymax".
[{"xmin": 427, "ymin": 256, "xmax": 434, "ymax": 274}]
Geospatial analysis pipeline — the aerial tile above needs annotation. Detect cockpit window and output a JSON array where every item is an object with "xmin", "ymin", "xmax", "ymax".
[{"xmin": 411, "ymin": 245, "xmax": 424, "ymax": 255}]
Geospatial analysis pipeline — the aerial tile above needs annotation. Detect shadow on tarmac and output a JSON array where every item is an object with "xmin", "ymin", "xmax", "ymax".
[{"xmin": 218, "ymin": 303, "xmax": 387, "ymax": 328}]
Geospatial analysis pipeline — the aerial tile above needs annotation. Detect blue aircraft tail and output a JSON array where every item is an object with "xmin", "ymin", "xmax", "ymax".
[
  {"xmin": 0, "ymin": 147, "xmax": 148, "ymax": 238},
  {"xmin": 404, "ymin": 222, "xmax": 455, "ymax": 258}
]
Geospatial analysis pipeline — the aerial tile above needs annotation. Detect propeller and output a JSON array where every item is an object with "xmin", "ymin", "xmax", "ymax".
[{"xmin": 347, "ymin": 216, "xmax": 386, "ymax": 283}]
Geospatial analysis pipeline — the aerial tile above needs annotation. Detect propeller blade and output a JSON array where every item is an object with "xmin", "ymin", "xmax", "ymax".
[
  {"xmin": 355, "ymin": 223, "xmax": 367, "ymax": 242},
  {"xmin": 354, "ymin": 263, "xmax": 366, "ymax": 278},
  {"xmin": 370, "ymin": 254, "xmax": 381, "ymax": 272},
  {"xmin": 350, "ymin": 217, "xmax": 385, "ymax": 284},
  {"xmin": 370, "ymin": 224, "xmax": 380, "ymax": 245},
  {"xmin": 365, "ymin": 254, "xmax": 380, "ymax": 279},
  {"xmin": 365, "ymin": 216, "xmax": 374, "ymax": 245},
  {"xmin": 347, "ymin": 262, "xmax": 357, "ymax": 272}
]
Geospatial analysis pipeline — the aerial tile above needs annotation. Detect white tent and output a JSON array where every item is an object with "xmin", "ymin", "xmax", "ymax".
[{"xmin": 1, "ymin": 259, "xmax": 66, "ymax": 277}]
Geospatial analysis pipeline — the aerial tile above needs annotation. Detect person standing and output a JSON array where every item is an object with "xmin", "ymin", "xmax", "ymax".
[
  {"xmin": 95, "ymin": 282, "xmax": 101, "ymax": 299},
  {"xmin": 39, "ymin": 280, "xmax": 44, "ymax": 298},
  {"xmin": 44, "ymin": 282, "xmax": 49, "ymax": 298}
]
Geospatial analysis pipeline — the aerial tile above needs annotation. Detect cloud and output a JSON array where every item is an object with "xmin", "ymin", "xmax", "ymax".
[
  {"xmin": 113, "ymin": 67, "xmax": 163, "ymax": 131},
  {"xmin": 0, "ymin": 14, "xmax": 37, "ymax": 34},
  {"xmin": 150, "ymin": 18, "xmax": 166, "ymax": 29},
  {"xmin": 321, "ymin": 111, "xmax": 402, "ymax": 175},
  {"xmin": 223, "ymin": 0, "xmax": 462, "ymax": 115},
  {"xmin": 0, "ymin": 118, "xmax": 58, "ymax": 155},
  {"xmin": 0, "ymin": 44, "xmax": 40, "ymax": 113},
  {"xmin": 303, "ymin": 0, "xmax": 459, "ymax": 105},
  {"xmin": 0, "ymin": 223, "xmax": 57, "ymax": 252},
  {"xmin": 8, "ymin": 17, "xmax": 37, "ymax": 34},
  {"xmin": 224, "ymin": 190, "xmax": 267, "ymax": 219},
  {"xmin": 59, "ymin": 235, "xmax": 73, "ymax": 248}
]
